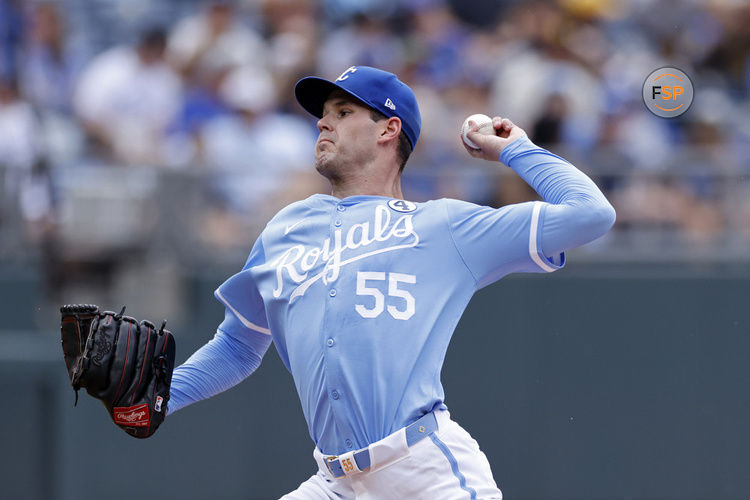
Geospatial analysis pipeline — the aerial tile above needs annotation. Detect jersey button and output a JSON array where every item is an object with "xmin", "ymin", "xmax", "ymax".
[
  {"xmin": 329, "ymin": 289, "xmax": 337, "ymax": 297},
  {"xmin": 331, "ymin": 390, "xmax": 340, "ymax": 400},
  {"xmin": 336, "ymin": 205, "xmax": 346, "ymax": 212},
  {"xmin": 334, "ymin": 219, "xmax": 342, "ymax": 227},
  {"xmin": 327, "ymin": 338, "xmax": 335, "ymax": 347},
  {"xmin": 345, "ymin": 439, "xmax": 353, "ymax": 448}
]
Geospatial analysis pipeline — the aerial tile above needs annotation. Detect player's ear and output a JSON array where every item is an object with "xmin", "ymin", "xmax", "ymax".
[{"xmin": 377, "ymin": 117, "xmax": 402, "ymax": 145}]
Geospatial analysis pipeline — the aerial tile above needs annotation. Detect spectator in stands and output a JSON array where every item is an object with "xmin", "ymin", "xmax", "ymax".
[
  {"xmin": 488, "ymin": 9, "xmax": 604, "ymax": 152},
  {"xmin": 408, "ymin": 1, "xmax": 472, "ymax": 89},
  {"xmin": 20, "ymin": 2, "xmax": 87, "ymax": 114},
  {"xmin": 0, "ymin": 0, "xmax": 23, "ymax": 82},
  {"xmin": 317, "ymin": 14, "xmax": 405, "ymax": 80},
  {"xmin": 0, "ymin": 0, "xmax": 747, "ymax": 264},
  {"xmin": 263, "ymin": 0, "xmax": 319, "ymax": 92},
  {"xmin": 530, "ymin": 93, "xmax": 568, "ymax": 147},
  {"xmin": 0, "ymin": 77, "xmax": 39, "ymax": 173},
  {"xmin": 198, "ymin": 65, "xmax": 322, "ymax": 247},
  {"xmin": 0, "ymin": 76, "xmax": 56, "ymax": 249},
  {"xmin": 167, "ymin": 1, "xmax": 267, "ymax": 83},
  {"xmin": 73, "ymin": 28, "xmax": 181, "ymax": 165}
]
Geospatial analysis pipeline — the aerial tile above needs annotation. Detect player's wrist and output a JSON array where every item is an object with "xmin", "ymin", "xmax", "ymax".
[{"xmin": 498, "ymin": 134, "xmax": 532, "ymax": 166}]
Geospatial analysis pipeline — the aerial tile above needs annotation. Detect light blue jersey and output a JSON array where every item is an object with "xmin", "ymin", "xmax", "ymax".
[{"xmin": 169, "ymin": 135, "xmax": 616, "ymax": 456}]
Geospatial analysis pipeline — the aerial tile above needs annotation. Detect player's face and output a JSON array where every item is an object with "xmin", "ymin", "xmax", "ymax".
[{"xmin": 315, "ymin": 91, "xmax": 382, "ymax": 179}]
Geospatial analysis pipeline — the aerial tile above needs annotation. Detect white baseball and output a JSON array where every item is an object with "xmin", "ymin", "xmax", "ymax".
[{"xmin": 461, "ymin": 114, "xmax": 494, "ymax": 150}]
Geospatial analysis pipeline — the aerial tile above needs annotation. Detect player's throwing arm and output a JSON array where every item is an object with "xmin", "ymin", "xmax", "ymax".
[{"xmin": 461, "ymin": 111, "xmax": 616, "ymax": 259}]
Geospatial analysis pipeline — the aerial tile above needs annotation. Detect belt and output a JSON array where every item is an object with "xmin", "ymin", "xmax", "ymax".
[{"xmin": 325, "ymin": 411, "xmax": 438, "ymax": 478}]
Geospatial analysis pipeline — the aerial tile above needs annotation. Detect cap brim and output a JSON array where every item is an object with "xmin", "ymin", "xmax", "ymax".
[
  {"xmin": 294, "ymin": 77, "xmax": 342, "ymax": 118},
  {"xmin": 295, "ymin": 76, "xmax": 373, "ymax": 119}
]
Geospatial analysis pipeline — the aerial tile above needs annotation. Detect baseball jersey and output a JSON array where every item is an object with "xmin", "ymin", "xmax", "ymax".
[{"xmin": 169, "ymin": 136, "xmax": 615, "ymax": 456}]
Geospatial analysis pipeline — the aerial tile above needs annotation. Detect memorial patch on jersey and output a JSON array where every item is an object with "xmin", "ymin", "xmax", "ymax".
[{"xmin": 387, "ymin": 199, "xmax": 417, "ymax": 213}]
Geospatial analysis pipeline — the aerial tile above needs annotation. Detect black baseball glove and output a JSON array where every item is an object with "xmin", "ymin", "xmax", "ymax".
[{"xmin": 60, "ymin": 304, "xmax": 176, "ymax": 438}]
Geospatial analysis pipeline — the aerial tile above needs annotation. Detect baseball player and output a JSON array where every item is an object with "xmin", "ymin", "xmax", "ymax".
[{"xmin": 167, "ymin": 66, "xmax": 616, "ymax": 499}]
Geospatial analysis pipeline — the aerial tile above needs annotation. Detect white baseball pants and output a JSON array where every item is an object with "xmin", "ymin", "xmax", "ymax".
[{"xmin": 280, "ymin": 410, "xmax": 502, "ymax": 500}]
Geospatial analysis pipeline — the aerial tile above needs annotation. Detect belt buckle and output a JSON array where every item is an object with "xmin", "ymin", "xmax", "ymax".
[{"xmin": 325, "ymin": 455, "xmax": 339, "ymax": 475}]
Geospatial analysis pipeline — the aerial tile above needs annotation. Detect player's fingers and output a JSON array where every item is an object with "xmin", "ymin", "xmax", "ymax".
[
  {"xmin": 466, "ymin": 120, "xmax": 494, "ymax": 143},
  {"xmin": 501, "ymin": 118, "xmax": 514, "ymax": 131},
  {"xmin": 492, "ymin": 116, "xmax": 504, "ymax": 130},
  {"xmin": 465, "ymin": 123, "xmax": 482, "ymax": 143},
  {"xmin": 459, "ymin": 132, "xmax": 482, "ymax": 156},
  {"xmin": 464, "ymin": 128, "xmax": 490, "ymax": 149},
  {"xmin": 495, "ymin": 118, "xmax": 514, "ymax": 139}
]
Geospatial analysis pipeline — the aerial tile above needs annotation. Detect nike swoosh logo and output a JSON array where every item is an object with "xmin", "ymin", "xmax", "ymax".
[{"xmin": 285, "ymin": 219, "xmax": 306, "ymax": 235}]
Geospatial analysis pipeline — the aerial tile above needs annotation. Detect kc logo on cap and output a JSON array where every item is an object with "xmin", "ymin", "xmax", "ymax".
[{"xmin": 336, "ymin": 66, "xmax": 358, "ymax": 81}]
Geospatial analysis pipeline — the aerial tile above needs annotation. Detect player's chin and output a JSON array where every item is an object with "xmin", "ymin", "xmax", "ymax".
[
  {"xmin": 316, "ymin": 140, "xmax": 334, "ymax": 154},
  {"xmin": 315, "ymin": 153, "xmax": 335, "ymax": 176}
]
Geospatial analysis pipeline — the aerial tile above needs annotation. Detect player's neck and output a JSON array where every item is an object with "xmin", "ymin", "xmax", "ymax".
[
  {"xmin": 328, "ymin": 176, "xmax": 403, "ymax": 200},
  {"xmin": 327, "ymin": 162, "xmax": 403, "ymax": 200}
]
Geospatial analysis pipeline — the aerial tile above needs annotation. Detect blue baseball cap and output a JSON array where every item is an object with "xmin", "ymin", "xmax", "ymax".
[{"xmin": 294, "ymin": 66, "xmax": 421, "ymax": 150}]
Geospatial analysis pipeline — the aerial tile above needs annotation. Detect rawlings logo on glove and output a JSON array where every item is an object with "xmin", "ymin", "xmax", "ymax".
[
  {"xmin": 60, "ymin": 305, "xmax": 176, "ymax": 438},
  {"xmin": 113, "ymin": 404, "xmax": 150, "ymax": 426}
]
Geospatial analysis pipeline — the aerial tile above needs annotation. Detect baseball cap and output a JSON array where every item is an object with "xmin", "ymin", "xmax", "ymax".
[{"xmin": 294, "ymin": 66, "xmax": 421, "ymax": 149}]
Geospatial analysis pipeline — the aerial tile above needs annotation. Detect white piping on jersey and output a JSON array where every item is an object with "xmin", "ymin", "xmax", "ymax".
[
  {"xmin": 216, "ymin": 289, "xmax": 272, "ymax": 335},
  {"xmin": 529, "ymin": 202, "xmax": 556, "ymax": 273}
]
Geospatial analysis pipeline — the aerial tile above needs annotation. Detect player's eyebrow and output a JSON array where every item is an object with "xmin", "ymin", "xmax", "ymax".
[{"xmin": 322, "ymin": 95, "xmax": 363, "ymax": 115}]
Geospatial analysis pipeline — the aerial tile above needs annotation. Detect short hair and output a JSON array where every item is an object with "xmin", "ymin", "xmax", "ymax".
[{"xmin": 369, "ymin": 108, "xmax": 413, "ymax": 174}]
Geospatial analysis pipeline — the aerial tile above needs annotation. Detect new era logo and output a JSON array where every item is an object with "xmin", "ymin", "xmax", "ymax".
[{"xmin": 384, "ymin": 98, "xmax": 396, "ymax": 110}]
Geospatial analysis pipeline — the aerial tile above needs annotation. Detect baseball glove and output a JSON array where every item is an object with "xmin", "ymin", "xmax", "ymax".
[{"xmin": 60, "ymin": 304, "xmax": 176, "ymax": 438}]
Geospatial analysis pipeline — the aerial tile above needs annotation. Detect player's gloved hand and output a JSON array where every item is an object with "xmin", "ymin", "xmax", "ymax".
[
  {"xmin": 462, "ymin": 117, "xmax": 526, "ymax": 162},
  {"xmin": 60, "ymin": 304, "xmax": 176, "ymax": 438}
]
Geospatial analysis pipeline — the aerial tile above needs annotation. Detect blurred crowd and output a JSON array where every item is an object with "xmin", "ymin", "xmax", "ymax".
[{"xmin": 1, "ymin": 0, "xmax": 750, "ymax": 301}]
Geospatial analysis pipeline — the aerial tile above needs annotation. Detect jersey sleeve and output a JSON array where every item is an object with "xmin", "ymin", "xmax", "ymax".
[
  {"xmin": 214, "ymin": 234, "xmax": 271, "ymax": 337},
  {"xmin": 445, "ymin": 199, "xmax": 565, "ymax": 289},
  {"xmin": 168, "ymin": 316, "xmax": 271, "ymax": 414},
  {"xmin": 446, "ymin": 135, "xmax": 616, "ymax": 290},
  {"xmin": 168, "ymin": 234, "xmax": 273, "ymax": 414}
]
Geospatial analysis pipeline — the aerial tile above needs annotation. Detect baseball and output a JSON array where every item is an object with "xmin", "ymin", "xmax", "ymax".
[{"xmin": 461, "ymin": 114, "xmax": 494, "ymax": 150}]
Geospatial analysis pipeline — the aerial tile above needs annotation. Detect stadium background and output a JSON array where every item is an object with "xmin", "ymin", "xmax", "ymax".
[{"xmin": 1, "ymin": 0, "xmax": 748, "ymax": 498}]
